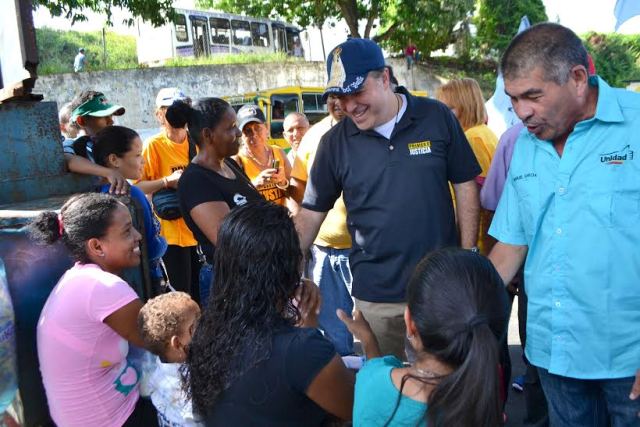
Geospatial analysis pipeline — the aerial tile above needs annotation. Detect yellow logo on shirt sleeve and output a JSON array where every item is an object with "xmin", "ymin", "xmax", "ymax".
[{"xmin": 408, "ymin": 141, "xmax": 432, "ymax": 156}]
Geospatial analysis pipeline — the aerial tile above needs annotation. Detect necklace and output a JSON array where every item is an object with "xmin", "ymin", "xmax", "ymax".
[
  {"xmin": 413, "ymin": 366, "xmax": 440, "ymax": 378},
  {"xmin": 244, "ymin": 145, "xmax": 273, "ymax": 168}
]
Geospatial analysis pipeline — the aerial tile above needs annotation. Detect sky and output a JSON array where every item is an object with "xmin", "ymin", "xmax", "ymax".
[
  {"xmin": 544, "ymin": 0, "xmax": 640, "ymax": 34},
  {"xmin": 32, "ymin": 0, "xmax": 640, "ymax": 36}
]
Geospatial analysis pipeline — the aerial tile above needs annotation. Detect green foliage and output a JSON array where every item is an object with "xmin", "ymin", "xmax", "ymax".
[
  {"xmin": 36, "ymin": 27, "xmax": 138, "ymax": 75},
  {"xmin": 376, "ymin": 0, "xmax": 475, "ymax": 58},
  {"xmin": 200, "ymin": 0, "xmax": 342, "ymax": 29},
  {"xmin": 583, "ymin": 32, "xmax": 640, "ymax": 87},
  {"xmin": 33, "ymin": 0, "xmax": 175, "ymax": 26},
  {"xmin": 164, "ymin": 52, "xmax": 298, "ymax": 67},
  {"xmin": 424, "ymin": 56, "xmax": 498, "ymax": 99},
  {"xmin": 205, "ymin": 0, "xmax": 476, "ymax": 57},
  {"xmin": 475, "ymin": 0, "xmax": 548, "ymax": 58}
]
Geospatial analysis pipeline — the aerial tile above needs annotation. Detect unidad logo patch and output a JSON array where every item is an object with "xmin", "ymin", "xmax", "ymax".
[
  {"xmin": 600, "ymin": 144, "xmax": 634, "ymax": 165},
  {"xmin": 408, "ymin": 141, "xmax": 432, "ymax": 156}
]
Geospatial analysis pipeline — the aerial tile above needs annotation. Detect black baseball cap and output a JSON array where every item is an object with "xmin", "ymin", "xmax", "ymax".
[{"xmin": 237, "ymin": 104, "xmax": 266, "ymax": 132}]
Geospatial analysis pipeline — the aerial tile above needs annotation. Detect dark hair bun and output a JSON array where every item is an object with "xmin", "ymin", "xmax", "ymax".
[
  {"xmin": 165, "ymin": 100, "xmax": 192, "ymax": 129},
  {"xmin": 28, "ymin": 211, "xmax": 62, "ymax": 244}
]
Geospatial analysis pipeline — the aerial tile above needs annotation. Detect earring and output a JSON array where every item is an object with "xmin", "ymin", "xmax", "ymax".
[
  {"xmin": 99, "ymin": 253, "xmax": 105, "ymax": 257},
  {"xmin": 406, "ymin": 333, "xmax": 414, "ymax": 340}
]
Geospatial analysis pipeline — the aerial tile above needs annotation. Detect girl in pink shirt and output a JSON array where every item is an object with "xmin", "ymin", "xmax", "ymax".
[{"xmin": 30, "ymin": 193, "xmax": 158, "ymax": 426}]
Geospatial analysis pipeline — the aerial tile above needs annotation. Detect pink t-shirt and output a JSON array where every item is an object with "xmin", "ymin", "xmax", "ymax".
[{"xmin": 37, "ymin": 263, "xmax": 140, "ymax": 427}]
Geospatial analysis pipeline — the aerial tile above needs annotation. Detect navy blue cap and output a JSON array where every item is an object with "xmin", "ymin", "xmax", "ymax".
[{"xmin": 323, "ymin": 38, "xmax": 385, "ymax": 99}]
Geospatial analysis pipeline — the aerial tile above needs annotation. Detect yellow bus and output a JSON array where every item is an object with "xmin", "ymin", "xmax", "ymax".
[{"xmin": 225, "ymin": 86, "xmax": 428, "ymax": 149}]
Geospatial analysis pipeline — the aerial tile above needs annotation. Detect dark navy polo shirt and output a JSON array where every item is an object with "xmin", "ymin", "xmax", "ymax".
[{"xmin": 302, "ymin": 87, "xmax": 481, "ymax": 303}]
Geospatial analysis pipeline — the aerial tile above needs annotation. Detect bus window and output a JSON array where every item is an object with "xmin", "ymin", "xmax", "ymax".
[
  {"xmin": 231, "ymin": 20, "xmax": 252, "ymax": 46},
  {"xmin": 191, "ymin": 16, "xmax": 211, "ymax": 57},
  {"xmin": 174, "ymin": 14, "xmax": 189, "ymax": 42},
  {"xmin": 302, "ymin": 93, "xmax": 328, "ymax": 125},
  {"xmin": 210, "ymin": 17, "xmax": 230, "ymax": 45},
  {"xmin": 285, "ymin": 27, "xmax": 300, "ymax": 55},
  {"xmin": 251, "ymin": 22, "xmax": 270, "ymax": 47},
  {"xmin": 270, "ymin": 94, "xmax": 299, "ymax": 139},
  {"xmin": 272, "ymin": 24, "xmax": 287, "ymax": 52}
]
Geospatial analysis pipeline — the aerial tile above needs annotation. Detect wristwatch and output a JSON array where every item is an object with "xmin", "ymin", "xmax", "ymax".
[{"xmin": 469, "ymin": 246, "xmax": 479, "ymax": 253}]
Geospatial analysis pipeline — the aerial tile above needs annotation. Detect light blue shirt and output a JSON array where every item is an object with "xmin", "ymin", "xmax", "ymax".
[
  {"xmin": 490, "ymin": 76, "xmax": 640, "ymax": 379},
  {"xmin": 354, "ymin": 356, "xmax": 427, "ymax": 426}
]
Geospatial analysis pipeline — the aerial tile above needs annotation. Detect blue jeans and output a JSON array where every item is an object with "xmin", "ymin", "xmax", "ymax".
[
  {"xmin": 309, "ymin": 245, "xmax": 354, "ymax": 356},
  {"xmin": 537, "ymin": 367, "xmax": 640, "ymax": 427},
  {"xmin": 199, "ymin": 263, "xmax": 214, "ymax": 308}
]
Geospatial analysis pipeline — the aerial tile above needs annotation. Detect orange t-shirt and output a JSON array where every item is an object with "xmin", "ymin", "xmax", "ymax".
[
  {"xmin": 237, "ymin": 146, "xmax": 288, "ymax": 206},
  {"xmin": 136, "ymin": 132, "xmax": 197, "ymax": 247}
]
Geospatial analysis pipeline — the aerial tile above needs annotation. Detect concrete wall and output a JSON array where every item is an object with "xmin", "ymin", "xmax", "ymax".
[{"xmin": 34, "ymin": 58, "xmax": 445, "ymax": 130}]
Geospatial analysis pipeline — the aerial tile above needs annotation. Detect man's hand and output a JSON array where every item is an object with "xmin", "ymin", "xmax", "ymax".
[
  {"xmin": 295, "ymin": 279, "xmax": 321, "ymax": 328},
  {"xmin": 630, "ymin": 368, "xmax": 640, "ymax": 418},
  {"xmin": 105, "ymin": 170, "xmax": 130, "ymax": 195},
  {"xmin": 337, "ymin": 309, "xmax": 381, "ymax": 359}
]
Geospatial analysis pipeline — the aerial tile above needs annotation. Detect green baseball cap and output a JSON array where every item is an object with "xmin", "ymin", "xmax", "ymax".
[{"xmin": 71, "ymin": 93, "xmax": 125, "ymax": 121}]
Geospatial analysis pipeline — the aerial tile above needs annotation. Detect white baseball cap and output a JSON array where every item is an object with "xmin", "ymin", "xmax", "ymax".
[{"xmin": 155, "ymin": 88, "xmax": 189, "ymax": 108}]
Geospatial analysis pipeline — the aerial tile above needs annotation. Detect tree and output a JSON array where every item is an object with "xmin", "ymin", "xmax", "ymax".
[
  {"xmin": 475, "ymin": 0, "xmax": 548, "ymax": 58},
  {"xmin": 32, "ymin": 0, "xmax": 176, "ymax": 26},
  {"xmin": 204, "ymin": 0, "xmax": 475, "ymax": 57},
  {"xmin": 203, "ymin": 0, "xmax": 376, "ymax": 38},
  {"xmin": 584, "ymin": 32, "xmax": 640, "ymax": 88},
  {"xmin": 375, "ymin": 0, "xmax": 475, "ymax": 58}
]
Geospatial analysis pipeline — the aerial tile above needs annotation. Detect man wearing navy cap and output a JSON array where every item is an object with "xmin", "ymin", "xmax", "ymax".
[{"xmin": 295, "ymin": 38, "xmax": 481, "ymax": 358}]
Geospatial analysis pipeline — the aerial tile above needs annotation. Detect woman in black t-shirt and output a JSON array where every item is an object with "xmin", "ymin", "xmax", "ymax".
[
  {"xmin": 172, "ymin": 98, "xmax": 262, "ymax": 304},
  {"xmin": 183, "ymin": 200, "xmax": 354, "ymax": 426}
]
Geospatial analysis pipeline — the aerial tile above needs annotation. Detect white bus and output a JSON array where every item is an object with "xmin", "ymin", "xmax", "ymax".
[{"xmin": 137, "ymin": 8, "xmax": 304, "ymax": 65}]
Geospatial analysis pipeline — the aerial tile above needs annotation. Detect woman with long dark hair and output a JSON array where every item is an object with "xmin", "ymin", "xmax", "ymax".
[
  {"xmin": 183, "ymin": 200, "xmax": 354, "ymax": 426},
  {"xmin": 170, "ymin": 97, "xmax": 263, "ymax": 304},
  {"xmin": 339, "ymin": 248, "xmax": 509, "ymax": 426}
]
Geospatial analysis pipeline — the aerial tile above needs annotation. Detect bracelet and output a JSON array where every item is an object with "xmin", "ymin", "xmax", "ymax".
[
  {"xmin": 162, "ymin": 177, "xmax": 169, "ymax": 189},
  {"xmin": 275, "ymin": 178, "xmax": 290, "ymax": 190}
]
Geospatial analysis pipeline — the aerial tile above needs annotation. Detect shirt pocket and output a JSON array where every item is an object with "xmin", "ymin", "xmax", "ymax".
[
  {"xmin": 610, "ymin": 189, "xmax": 640, "ymax": 228},
  {"xmin": 588, "ymin": 166, "xmax": 640, "ymax": 229},
  {"xmin": 513, "ymin": 178, "xmax": 541, "ymax": 237}
]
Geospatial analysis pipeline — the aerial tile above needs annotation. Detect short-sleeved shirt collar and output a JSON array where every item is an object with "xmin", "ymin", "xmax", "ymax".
[{"xmin": 590, "ymin": 75, "xmax": 624, "ymax": 124}]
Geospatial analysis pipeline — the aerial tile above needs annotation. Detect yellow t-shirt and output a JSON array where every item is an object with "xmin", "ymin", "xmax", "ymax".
[
  {"xmin": 464, "ymin": 124, "xmax": 498, "ymax": 255},
  {"xmin": 237, "ymin": 146, "xmax": 288, "ymax": 206},
  {"xmin": 464, "ymin": 124, "xmax": 498, "ymax": 179},
  {"xmin": 293, "ymin": 115, "xmax": 352, "ymax": 249},
  {"xmin": 137, "ymin": 132, "xmax": 197, "ymax": 247}
]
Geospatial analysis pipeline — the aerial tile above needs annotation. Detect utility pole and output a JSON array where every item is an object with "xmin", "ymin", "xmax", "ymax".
[
  {"xmin": 102, "ymin": 27, "xmax": 107, "ymax": 69},
  {"xmin": 319, "ymin": 24, "xmax": 326, "ymax": 61}
]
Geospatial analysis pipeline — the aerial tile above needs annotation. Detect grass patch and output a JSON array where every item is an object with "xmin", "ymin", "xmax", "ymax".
[
  {"xmin": 164, "ymin": 52, "xmax": 300, "ymax": 67},
  {"xmin": 37, "ymin": 27, "xmax": 138, "ymax": 75},
  {"xmin": 36, "ymin": 28, "xmax": 302, "ymax": 75}
]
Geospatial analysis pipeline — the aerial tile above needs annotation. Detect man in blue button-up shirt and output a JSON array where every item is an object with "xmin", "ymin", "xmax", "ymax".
[{"xmin": 489, "ymin": 23, "xmax": 640, "ymax": 426}]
